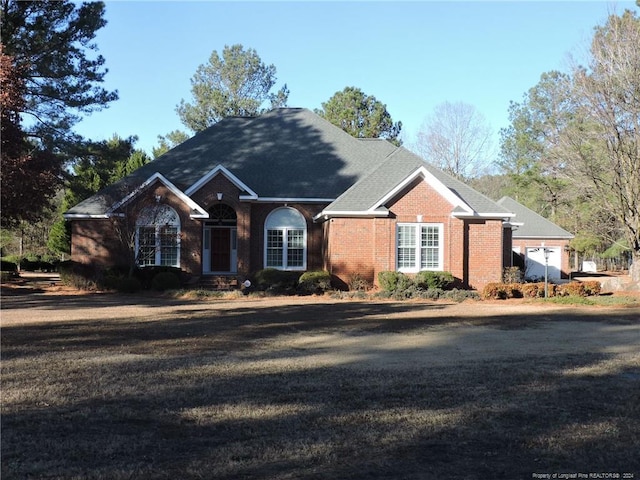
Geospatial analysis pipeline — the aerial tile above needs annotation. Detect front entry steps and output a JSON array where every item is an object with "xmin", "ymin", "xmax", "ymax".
[{"xmin": 198, "ymin": 275, "xmax": 241, "ymax": 291}]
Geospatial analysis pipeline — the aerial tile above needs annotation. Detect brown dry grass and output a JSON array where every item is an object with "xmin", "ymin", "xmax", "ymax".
[{"xmin": 1, "ymin": 283, "xmax": 639, "ymax": 479}]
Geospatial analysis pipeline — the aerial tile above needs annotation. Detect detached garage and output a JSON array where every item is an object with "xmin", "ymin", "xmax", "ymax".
[{"xmin": 498, "ymin": 197, "xmax": 574, "ymax": 281}]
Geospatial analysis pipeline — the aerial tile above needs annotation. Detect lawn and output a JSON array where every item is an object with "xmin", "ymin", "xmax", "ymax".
[{"xmin": 1, "ymin": 291, "xmax": 639, "ymax": 480}]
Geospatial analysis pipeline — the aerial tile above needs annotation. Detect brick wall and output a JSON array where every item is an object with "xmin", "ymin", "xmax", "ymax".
[
  {"xmin": 70, "ymin": 181, "xmax": 201, "ymax": 275},
  {"xmin": 324, "ymin": 177, "xmax": 506, "ymax": 290},
  {"xmin": 466, "ymin": 219, "xmax": 505, "ymax": 290}
]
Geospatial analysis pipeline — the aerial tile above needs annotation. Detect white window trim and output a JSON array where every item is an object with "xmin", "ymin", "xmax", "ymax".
[
  {"xmin": 396, "ymin": 223, "xmax": 443, "ymax": 273},
  {"xmin": 264, "ymin": 207, "xmax": 307, "ymax": 271},
  {"xmin": 135, "ymin": 225, "xmax": 181, "ymax": 268}
]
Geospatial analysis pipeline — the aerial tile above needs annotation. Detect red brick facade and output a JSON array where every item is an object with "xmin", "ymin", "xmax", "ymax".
[
  {"xmin": 71, "ymin": 175, "xmax": 325, "ymax": 280},
  {"xmin": 70, "ymin": 174, "xmax": 510, "ymax": 290},
  {"xmin": 323, "ymin": 178, "xmax": 507, "ymax": 290}
]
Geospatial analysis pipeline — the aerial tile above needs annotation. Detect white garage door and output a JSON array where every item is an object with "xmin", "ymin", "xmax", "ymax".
[{"xmin": 525, "ymin": 247, "xmax": 561, "ymax": 281}]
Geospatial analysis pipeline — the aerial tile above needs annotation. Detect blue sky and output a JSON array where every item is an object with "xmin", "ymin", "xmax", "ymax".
[{"xmin": 73, "ymin": 1, "xmax": 637, "ymax": 156}]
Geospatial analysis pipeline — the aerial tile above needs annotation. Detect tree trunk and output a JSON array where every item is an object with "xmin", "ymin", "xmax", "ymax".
[{"xmin": 630, "ymin": 254, "xmax": 640, "ymax": 283}]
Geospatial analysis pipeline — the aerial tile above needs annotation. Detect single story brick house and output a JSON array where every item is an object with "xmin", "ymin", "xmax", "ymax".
[
  {"xmin": 497, "ymin": 196, "xmax": 574, "ymax": 281},
  {"xmin": 65, "ymin": 108, "xmax": 522, "ymax": 290}
]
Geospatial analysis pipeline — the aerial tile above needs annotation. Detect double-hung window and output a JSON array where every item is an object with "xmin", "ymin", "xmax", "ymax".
[
  {"xmin": 136, "ymin": 205, "xmax": 181, "ymax": 267},
  {"xmin": 264, "ymin": 207, "xmax": 306, "ymax": 270},
  {"xmin": 397, "ymin": 223, "xmax": 443, "ymax": 272}
]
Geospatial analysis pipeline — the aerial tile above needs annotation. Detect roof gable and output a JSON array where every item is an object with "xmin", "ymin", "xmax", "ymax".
[
  {"xmin": 320, "ymin": 147, "xmax": 512, "ymax": 219},
  {"xmin": 64, "ymin": 172, "xmax": 208, "ymax": 219},
  {"xmin": 497, "ymin": 196, "xmax": 573, "ymax": 238},
  {"xmin": 185, "ymin": 164, "xmax": 258, "ymax": 199}
]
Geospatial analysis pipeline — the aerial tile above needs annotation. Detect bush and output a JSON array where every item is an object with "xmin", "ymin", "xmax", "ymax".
[
  {"xmin": 502, "ymin": 267, "xmax": 523, "ymax": 284},
  {"xmin": 482, "ymin": 282, "xmax": 509, "ymax": 300},
  {"xmin": 1, "ymin": 260, "xmax": 17, "ymax": 273},
  {"xmin": 377, "ymin": 271, "xmax": 413, "ymax": 292},
  {"xmin": 253, "ymin": 268, "xmax": 301, "ymax": 293},
  {"xmin": 298, "ymin": 270, "xmax": 332, "ymax": 294},
  {"xmin": 557, "ymin": 281, "xmax": 586, "ymax": 297},
  {"xmin": 582, "ymin": 280, "xmax": 601, "ymax": 296},
  {"xmin": 442, "ymin": 289, "xmax": 480, "ymax": 302},
  {"xmin": 102, "ymin": 274, "xmax": 122, "ymax": 291},
  {"xmin": 58, "ymin": 261, "xmax": 101, "ymax": 291},
  {"xmin": 414, "ymin": 271, "xmax": 455, "ymax": 290},
  {"xmin": 151, "ymin": 272, "xmax": 181, "ymax": 291},
  {"xmin": 348, "ymin": 273, "xmax": 371, "ymax": 292},
  {"xmin": 134, "ymin": 266, "xmax": 183, "ymax": 289},
  {"xmin": 413, "ymin": 288, "xmax": 443, "ymax": 300},
  {"xmin": 118, "ymin": 276, "xmax": 142, "ymax": 293},
  {"xmin": 521, "ymin": 282, "xmax": 543, "ymax": 298}
]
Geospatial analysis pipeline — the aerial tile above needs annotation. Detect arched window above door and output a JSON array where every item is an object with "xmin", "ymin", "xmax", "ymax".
[{"xmin": 207, "ymin": 204, "xmax": 237, "ymax": 226}]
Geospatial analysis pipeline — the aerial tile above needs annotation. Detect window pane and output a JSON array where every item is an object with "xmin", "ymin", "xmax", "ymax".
[
  {"xmin": 266, "ymin": 229, "xmax": 283, "ymax": 267},
  {"xmin": 398, "ymin": 247, "xmax": 416, "ymax": 269},
  {"xmin": 287, "ymin": 229, "xmax": 304, "ymax": 267},
  {"xmin": 420, "ymin": 226, "xmax": 440, "ymax": 269},
  {"xmin": 160, "ymin": 226, "xmax": 178, "ymax": 266},
  {"xmin": 138, "ymin": 227, "xmax": 156, "ymax": 266},
  {"xmin": 398, "ymin": 225, "xmax": 416, "ymax": 247},
  {"xmin": 397, "ymin": 225, "xmax": 417, "ymax": 269}
]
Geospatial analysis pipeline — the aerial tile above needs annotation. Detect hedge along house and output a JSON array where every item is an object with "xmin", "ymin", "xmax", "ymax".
[
  {"xmin": 497, "ymin": 196, "xmax": 574, "ymax": 281},
  {"xmin": 64, "ymin": 108, "xmax": 516, "ymax": 290}
]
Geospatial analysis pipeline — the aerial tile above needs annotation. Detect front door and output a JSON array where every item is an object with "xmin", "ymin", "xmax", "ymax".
[
  {"xmin": 211, "ymin": 228, "xmax": 231, "ymax": 272},
  {"xmin": 203, "ymin": 226, "xmax": 237, "ymax": 273}
]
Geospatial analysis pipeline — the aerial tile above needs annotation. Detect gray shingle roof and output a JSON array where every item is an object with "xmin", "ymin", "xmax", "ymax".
[
  {"xmin": 66, "ymin": 108, "xmax": 391, "ymax": 216},
  {"xmin": 324, "ymin": 147, "xmax": 513, "ymax": 217},
  {"xmin": 65, "ymin": 108, "xmax": 511, "ymax": 220},
  {"xmin": 497, "ymin": 196, "xmax": 574, "ymax": 238}
]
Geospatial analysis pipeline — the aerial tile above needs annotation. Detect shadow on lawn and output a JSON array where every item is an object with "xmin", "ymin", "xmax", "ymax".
[
  {"xmin": 2, "ymin": 351, "xmax": 639, "ymax": 479},
  {"xmin": 2, "ymin": 296, "xmax": 639, "ymax": 479}
]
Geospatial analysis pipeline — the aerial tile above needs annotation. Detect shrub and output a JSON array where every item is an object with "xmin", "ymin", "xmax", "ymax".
[
  {"xmin": 377, "ymin": 271, "xmax": 413, "ymax": 292},
  {"xmin": 348, "ymin": 273, "xmax": 371, "ymax": 292},
  {"xmin": 502, "ymin": 267, "xmax": 523, "ymax": 284},
  {"xmin": 118, "ymin": 276, "xmax": 142, "ymax": 294},
  {"xmin": 482, "ymin": 282, "xmax": 509, "ymax": 300},
  {"xmin": 414, "ymin": 288, "xmax": 443, "ymax": 300},
  {"xmin": 151, "ymin": 272, "xmax": 181, "ymax": 291},
  {"xmin": 134, "ymin": 266, "xmax": 183, "ymax": 289},
  {"xmin": 58, "ymin": 261, "xmax": 101, "ymax": 291},
  {"xmin": 442, "ymin": 289, "xmax": 480, "ymax": 302},
  {"xmin": 414, "ymin": 271, "xmax": 455, "ymax": 290},
  {"xmin": 298, "ymin": 270, "xmax": 332, "ymax": 294},
  {"xmin": 521, "ymin": 282, "xmax": 542, "ymax": 298},
  {"xmin": 253, "ymin": 268, "xmax": 301, "ymax": 293},
  {"xmin": 1, "ymin": 260, "xmax": 17, "ymax": 273},
  {"xmin": 557, "ymin": 281, "xmax": 586, "ymax": 297},
  {"xmin": 377, "ymin": 271, "xmax": 398, "ymax": 292},
  {"xmin": 504, "ymin": 283, "xmax": 524, "ymax": 298},
  {"xmin": 102, "ymin": 274, "xmax": 122, "ymax": 291},
  {"xmin": 582, "ymin": 280, "xmax": 601, "ymax": 296}
]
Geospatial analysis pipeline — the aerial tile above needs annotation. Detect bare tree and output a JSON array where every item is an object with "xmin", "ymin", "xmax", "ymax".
[
  {"xmin": 564, "ymin": 10, "xmax": 640, "ymax": 280},
  {"xmin": 413, "ymin": 101, "xmax": 494, "ymax": 179},
  {"xmin": 110, "ymin": 197, "xmax": 181, "ymax": 277}
]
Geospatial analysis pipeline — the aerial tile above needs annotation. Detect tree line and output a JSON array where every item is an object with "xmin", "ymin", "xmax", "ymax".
[{"xmin": 1, "ymin": 0, "xmax": 638, "ymax": 279}]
